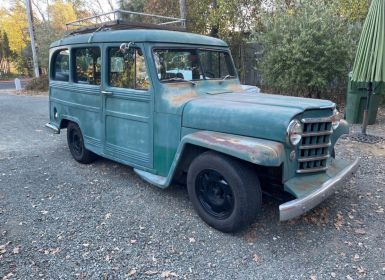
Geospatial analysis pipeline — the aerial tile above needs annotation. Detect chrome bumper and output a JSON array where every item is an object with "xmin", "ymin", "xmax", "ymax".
[
  {"xmin": 45, "ymin": 123, "xmax": 60, "ymax": 134},
  {"xmin": 279, "ymin": 158, "xmax": 359, "ymax": 221}
]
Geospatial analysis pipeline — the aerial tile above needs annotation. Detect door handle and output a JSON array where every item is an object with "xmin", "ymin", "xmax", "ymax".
[{"xmin": 101, "ymin": 90, "xmax": 113, "ymax": 96}]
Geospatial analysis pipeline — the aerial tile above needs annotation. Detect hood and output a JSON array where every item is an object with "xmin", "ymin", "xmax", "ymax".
[{"xmin": 182, "ymin": 92, "xmax": 335, "ymax": 143}]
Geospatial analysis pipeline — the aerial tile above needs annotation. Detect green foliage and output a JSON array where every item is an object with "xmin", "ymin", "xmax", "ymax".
[
  {"xmin": 255, "ymin": 2, "xmax": 354, "ymax": 98},
  {"xmin": 337, "ymin": 0, "xmax": 370, "ymax": 23}
]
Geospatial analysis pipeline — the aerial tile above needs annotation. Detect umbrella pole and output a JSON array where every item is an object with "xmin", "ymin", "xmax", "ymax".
[{"xmin": 361, "ymin": 81, "xmax": 373, "ymax": 134}]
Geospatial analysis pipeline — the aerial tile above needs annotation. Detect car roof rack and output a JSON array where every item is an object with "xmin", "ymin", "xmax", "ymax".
[{"xmin": 65, "ymin": 9, "xmax": 186, "ymax": 36}]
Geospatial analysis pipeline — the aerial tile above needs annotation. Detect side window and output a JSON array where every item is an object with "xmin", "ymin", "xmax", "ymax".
[
  {"xmin": 52, "ymin": 49, "xmax": 69, "ymax": 82},
  {"xmin": 74, "ymin": 47, "xmax": 101, "ymax": 85},
  {"xmin": 108, "ymin": 47, "xmax": 149, "ymax": 90}
]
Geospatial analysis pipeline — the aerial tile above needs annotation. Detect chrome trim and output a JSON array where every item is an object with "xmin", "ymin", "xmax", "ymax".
[
  {"xmin": 299, "ymin": 142, "xmax": 331, "ymax": 149},
  {"xmin": 301, "ymin": 117, "xmax": 332, "ymax": 123},
  {"xmin": 101, "ymin": 90, "xmax": 113, "ymax": 96},
  {"xmin": 298, "ymin": 155, "xmax": 329, "ymax": 162},
  {"xmin": 286, "ymin": 119, "xmax": 303, "ymax": 146},
  {"xmin": 45, "ymin": 123, "xmax": 60, "ymax": 134},
  {"xmin": 296, "ymin": 167, "xmax": 328, "ymax": 174},
  {"xmin": 280, "ymin": 158, "xmax": 360, "ymax": 221},
  {"xmin": 302, "ymin": 130, "xmax": 333, "ymax": 137}
]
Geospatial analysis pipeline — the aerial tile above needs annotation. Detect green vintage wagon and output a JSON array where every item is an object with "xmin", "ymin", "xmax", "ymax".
[{"xmin": 46, "ymin": 13, "xmax": 359, "ymax": 232}]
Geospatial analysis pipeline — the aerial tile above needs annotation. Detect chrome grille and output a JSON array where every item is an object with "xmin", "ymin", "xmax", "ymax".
[{"xmin": 297, "ymin": 118, "xmax": 332, "ymax": 174}]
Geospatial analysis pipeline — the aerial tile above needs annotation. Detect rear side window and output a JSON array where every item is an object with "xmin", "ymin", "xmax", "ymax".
[
  {"xmin": 74, "ymin": 47, "xmax": 101, "ymax": 85},
  {"xmin": 52, "ymin": 49, "xmax": 69, "ymax": 82},
  {"xmin": 108, "ymin": 47, "xmax": 149, "ymax": 90}
]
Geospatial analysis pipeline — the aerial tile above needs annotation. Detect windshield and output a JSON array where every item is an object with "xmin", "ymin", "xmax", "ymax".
[{"xmin": 153, "ymin": 48, "xmax": 236, "ymax": 82}]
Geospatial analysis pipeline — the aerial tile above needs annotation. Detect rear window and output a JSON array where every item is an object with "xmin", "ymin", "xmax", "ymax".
[{"xmin": 52, "ymin": 49, "xmax": 69, "ymax": 82}]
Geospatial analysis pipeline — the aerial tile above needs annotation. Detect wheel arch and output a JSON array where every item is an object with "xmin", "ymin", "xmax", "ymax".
[
  {"xmin": 135, "ymin": 131, "xmax": 286, "ymax": 188},
  {"xmin": 59, "ymin": 116, "xmax": 81, "ymax": 130}
]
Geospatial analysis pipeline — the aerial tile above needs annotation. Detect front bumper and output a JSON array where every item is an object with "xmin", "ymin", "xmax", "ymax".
[{"xmin": 279, "ymin": 158, "xmax": 359, "ymax": 221}]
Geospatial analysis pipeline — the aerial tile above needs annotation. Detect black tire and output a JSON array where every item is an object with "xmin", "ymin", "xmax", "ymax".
[
  {"xmin": 67, "ymin": 122, "xmax": 96, "ymax": 164},
  {"xmin": 187, "ymin": 151, "xmax": 262, "ymax": 232}
]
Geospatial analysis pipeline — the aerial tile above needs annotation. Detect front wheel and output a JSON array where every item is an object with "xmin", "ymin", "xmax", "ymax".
[
  {"xmin": 67, "ymin": 122, "xmax": 96, "ymax": 164},
  {"xmin": 187, "ymin": 151, "xmax": 262, "ymax": 232}
]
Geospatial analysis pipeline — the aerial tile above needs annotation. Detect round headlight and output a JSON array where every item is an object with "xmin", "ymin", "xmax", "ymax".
[
  {"xmin": 287, "ymin": 119, "xmax": 303, "ymax": 146},
  {"xmin": 331, "ymin": 108, "xmax": 340, "ymax": 130}
]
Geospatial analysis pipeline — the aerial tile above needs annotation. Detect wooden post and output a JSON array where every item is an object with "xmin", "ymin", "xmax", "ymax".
[
  {"xmin": 25, "ymin": 0, "xmax": 40, "ymax": 78},
  {"xmin": 179, "ymin": 0, "xmax": 186, "ymax": 28},
  {"xmin": 361, "ymin": 82, "xmax": 373, "ymax": 134}
]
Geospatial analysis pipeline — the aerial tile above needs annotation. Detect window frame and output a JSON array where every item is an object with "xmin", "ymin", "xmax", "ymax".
[
  {"xmin": 51, "ymin": 48, "xmax": 70, "ymax": 82},
  {"xmin": 107, "ymin": 46, "xmax": 150, "ymax": 91},
  {"xmin": 151, "ymin": 47, "xmax": 237, "ymax": 83},
  {"xmin": 72, "ymin": 46, "xmax": 102, "ymax": 86}
]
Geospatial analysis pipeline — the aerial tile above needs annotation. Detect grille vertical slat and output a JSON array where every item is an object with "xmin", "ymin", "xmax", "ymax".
[{"xmin": 297, "ymin": 118, "xmax": 332, "ymax": 174}]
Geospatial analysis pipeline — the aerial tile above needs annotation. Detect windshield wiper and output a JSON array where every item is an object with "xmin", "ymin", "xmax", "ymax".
[
  {"xmin": 162, "ymin": 77, "xmax": 196, "ymax": 86},
  {"xmin": 222, "ymin": 74, "xmax": 235, "ymax": 81}
]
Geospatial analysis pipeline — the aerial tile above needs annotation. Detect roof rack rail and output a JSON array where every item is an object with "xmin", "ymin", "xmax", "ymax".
[{"xmin": 65, "ymin": 9, "xmax": 186, "ymax": 34}]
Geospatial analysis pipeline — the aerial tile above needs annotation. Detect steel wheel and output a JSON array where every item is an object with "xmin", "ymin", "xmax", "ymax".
[
  {"xmin": 196, "ymin": 170, "xmax": 235, "ymax": 219},
  {"xmin": 66, "ymin": 122, "xmax": 96, "ymax": 164},
  {"xmin": 187, "ymin": 151, "xmax": 262, "ymax": 232}
]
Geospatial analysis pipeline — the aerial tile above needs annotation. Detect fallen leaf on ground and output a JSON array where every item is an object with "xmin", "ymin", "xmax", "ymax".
[
  {"xmin": 252, "ymin": 254, "xmax": 262, "ymax": 264},
  {"xmin": 334, "ymin": 213, "xmax": 344, "ymax": 230},
  {"xmin": 144, "ymin": 270, "xmax": 158, "ymax": 275},
  {"xmin": 2, "ymin": 272, "xmax": 14, "ymax": 280},
  {"xmin": 12, "ymin": 246, "xmax": 21, "ymax": 254},
  {"xmin": 161, "ymin": 271, "xmax": 178, "ymax": 278},
  {"xmin": 0, "ymin": 242, "xmax": 10, "ymax": 254},
  {"xmin": 354, "ymin": 228, "xmax": 366, "ymax": 235},
  {"xmin": 51, "ymin": 248, "xmax": 60, "ymax": 255},
  {"xmin": 356, "ymin": 266, "xmax": 366, "ymax": 277},
  {"xmin": 353, "ymin": 254, "xmax": 360, "ymax": 261},
  {"xmin": 127, "ymin": 269, "xmax": 137, "ymax": 277}
]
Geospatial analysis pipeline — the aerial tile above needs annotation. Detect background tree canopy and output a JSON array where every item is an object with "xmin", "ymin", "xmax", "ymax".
[
  {"xmin": 255, "ymin": 1, "xmax": 358, "ymax": 98},
  {"xmin": 0, "ymin": 0, "xmax": 370, "ymax": 100}
]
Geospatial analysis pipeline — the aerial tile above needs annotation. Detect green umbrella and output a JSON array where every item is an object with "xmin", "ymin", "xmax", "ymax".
[{"xmin": 351, "ymin": 0, "xmax": 385, "ymax": 134}]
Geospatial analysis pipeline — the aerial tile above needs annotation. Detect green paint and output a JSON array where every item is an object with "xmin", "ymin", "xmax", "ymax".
[{"xmin": 48, "ymin": 28, "xmax": 352, "ymax": 197}]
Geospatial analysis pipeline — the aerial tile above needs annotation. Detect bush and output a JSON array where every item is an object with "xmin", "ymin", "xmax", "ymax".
[
  {"xmin": 255, "ymin": 2, "xmax": 355, "ymax": 99},
  {"xmin": 25, "ymin": 75, "xmax": 48, "ymax": 91}
]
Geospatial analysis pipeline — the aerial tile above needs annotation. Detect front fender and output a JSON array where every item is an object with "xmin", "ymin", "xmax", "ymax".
[
  {"xmin": 135, "ymin": 131, "xmax": 285, "ymax": 188},
  {"xmin": 179, "ymin": 131, "xmax": 285, "ymax": 166}
]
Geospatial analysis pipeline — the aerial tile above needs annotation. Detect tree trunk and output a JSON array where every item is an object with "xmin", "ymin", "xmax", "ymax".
[{"xmin": 209, "ymin": 0, "xmax": 219, "ymax": 38}]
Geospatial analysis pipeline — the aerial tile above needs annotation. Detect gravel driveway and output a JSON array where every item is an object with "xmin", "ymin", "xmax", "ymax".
[{"xmin": 1, "ymin": 92, "xmax": 384, "ymax": 280}]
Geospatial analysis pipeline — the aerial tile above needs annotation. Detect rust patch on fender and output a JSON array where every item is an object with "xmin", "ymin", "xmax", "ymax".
[
  {"xmin": 192, "ymin": 131, "xmax": 284, "ymax": 165},
  {"xmin": 167, "ymin": 91, "xmax": 198, "ymax": 107},
  {"xmin": 226, "ymin": 83, "xmax": 243, "ymax": 93}
]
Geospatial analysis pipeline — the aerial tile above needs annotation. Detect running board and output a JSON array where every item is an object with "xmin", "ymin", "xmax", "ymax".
[{"xmin": 134, "ymin": 168, "xmax": 168, "ymax": 189}]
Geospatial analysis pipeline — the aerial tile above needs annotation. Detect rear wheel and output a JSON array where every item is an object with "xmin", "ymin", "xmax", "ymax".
[
  {"xmin": 187, "ymin": 151, "xmax": 262, "ymax": 232},
  {"xmin": 67, "ymin": 122, "xmax": 96, "ymax": 164}
]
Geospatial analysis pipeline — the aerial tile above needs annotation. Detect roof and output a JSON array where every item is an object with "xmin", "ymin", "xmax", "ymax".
[{"xmin": 50, "ymin": 29, "xmax": 228, "ymax": 48}]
